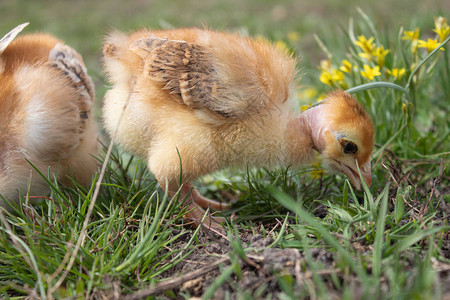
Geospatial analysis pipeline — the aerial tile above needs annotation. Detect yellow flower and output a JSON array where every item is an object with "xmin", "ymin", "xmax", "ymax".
[
  {"xmin": 319, "ymin": 59, "xmax": 346, "ymax": 88},
  {"xmin": 360, "ymin": 65, "xmax": 381, "ymax": 80},
  {"xmin": 418, "ymin": 38, "xmax": 444, "ymax": 53},
  {"xmin": 320, "ymin": 69, "xmax": 347, "ymax": 88},
  {"xmin": 435, "ymin": 26, "xmax": 450, "ymax": 43},
  {"xmin": 317, "ymin": 93, "xmax": 327, "ymax": 102},
  {"xmin": 274, "ymin": 40, "xmax": 290, "ymax": 52},
  {"xmin": 319, "ymin": 59, "xmax": 333, "ymax": 85},
  {"xmin": 355, "ymin": 35, "xmax": 376, "ymax": 61},
  {"xmin": 300, "ymin": 103, "xmax": 312, "ymax": 112},
  {"xmin": 358, "ymin": 52, "xmax": 373, "ymax": 61},
  {"xmin": 297, "ymin": 88, "xmax": 318, "ymax": 101},
  {"xmin": 402, "ymin": 28, "xmax": 420, "ymax": 54},
  {"xmin": 304, "ymin": 87, "xmax": 318, "ymax": 99},
  {"xmin": 339, "ymin": 59, "xmax": 353, "ymax": 73},
  {"xmin": 387, "ymin": 68, "xmax": 406, "ymax": 79},
  {"xmin": 310, "ymin": 159, "xmax": 325, "ymax": 179},
  {"xmin": 311, "ymin": 168, "xmax": 325, "ymax": 179},
  {"xmin": 355, "ymin": 35, "xmax": 376, "ymax": 54},
  {"xmin": 374, "ymin": 46, "xmax": 390, "ymax": 67},
  {"xmin": 287, "ymin": 31, "xmax": 300, "ymax": 43},
  {"xmin": 319, "ymin": 70, "xmax": 333, "ymax": 85},
  {"xmin": 402, "ymin": 103, "xmax": 408, "ymax": 115},
  {"xmin": 332, "ymin": 70, "xmax": 347, "ymax": 89},
  {"xmin": 331, "ymin": 69, "xmax": 345, "ymax": 82},
  {"xmin": 320, "ymin": 59, "xmax": 332, "ymax": 71},
  {"xmin": 433, "ymin": 16, "xmax": 450, "ymax": 42},
  {"xmin": 402, "ymin": 28, "xmax": 420, "ymax": 41}
]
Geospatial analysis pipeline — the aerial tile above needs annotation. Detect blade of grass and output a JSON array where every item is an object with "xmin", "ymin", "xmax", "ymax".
[
  {"xmin": 346, "ymin": 81, "xmax": 411, "ymax": 102},
  {"xmin": 115, "ymin": 189, "xmax": 170, "ymax": 272},
  {"xmin": 268, "ymin": 187, "xmax": 368, "ymax": 282},
  {"xmin": 372, "ymin": 183, "xmax": 390, "ymax": 278},
  {"xmin": 405, "ymin": 34, "xmax": 450, "ymax": 92},
  {"xmin": 348, "ymin": 17, "xmax": 356, "ymax": 43},
  {"xmin": 202, "ymin": 263, "xmax": 235, "ymax": 300},
  {"xmin": 314, "ymin": 33, "xmax": 333, "ymax": 59},
  {"xmin": 25, "ymin": 160, "xmax": 69, "ymax": 203},
  {"xmin": 269, "ymin": 212, "xmax": 289, "ymax": 248},
  {"xmin": 394, "ymin": 187, "xmax": 406, "ymax": 224},
  {"xmin": 385, "ymin": 225, "xmax": 449, "ymax": 256},
  {"xmin": 0, "ymin": 211, "xmax": 46, "ymax": 299},
  {"xmin": 372, "ymin": 121, "xmax": 407, "ymax": 159}
]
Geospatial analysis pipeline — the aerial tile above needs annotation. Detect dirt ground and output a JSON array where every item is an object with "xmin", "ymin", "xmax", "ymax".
[
  {"xmin": 117, "ymin": 220, "xmax": 449, "ymax": 300},
  {"xmin": 120, "ymin": 229, "xmax": 344, "ymax": 299},
  {"xmin": 116, "ymin": 210, "xmax": 449, "ymax": 299}
]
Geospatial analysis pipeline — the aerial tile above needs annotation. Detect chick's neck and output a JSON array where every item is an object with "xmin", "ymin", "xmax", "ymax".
[{"xmin": 285, "ymin": 105, "xmax": 327, "ymax": 166}]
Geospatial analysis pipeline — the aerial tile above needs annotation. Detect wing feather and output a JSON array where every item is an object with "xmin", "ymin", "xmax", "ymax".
[
  {"xmin": 130, "ymin": 37, "xmax": 264, "ymax": 119},
  {"xmin": 48, "ymin": 43, "xmax": 94, "ymax": 153}
]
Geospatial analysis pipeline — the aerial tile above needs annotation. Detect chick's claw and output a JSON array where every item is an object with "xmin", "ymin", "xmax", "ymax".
[
  {"xmin": 163, "ymin": 182, "xmax": 229, "ymax": 232},
  {"xmin": 183, "ymin": 202, "xmax": 226, "ymax": 233}
]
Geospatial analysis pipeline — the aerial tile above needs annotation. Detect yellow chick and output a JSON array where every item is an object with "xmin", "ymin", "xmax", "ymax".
[
  {"xmin": 102, "ymin": 28, "xmax": 374, "ymax": 229},
  {"xmin": 0, "ymin": 23, "xmax": 98, "ymax": 210}
]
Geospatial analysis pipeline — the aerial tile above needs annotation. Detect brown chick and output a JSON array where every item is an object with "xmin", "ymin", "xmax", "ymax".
[
  {"xmin": 102, "ymin": 28, "xmax": 374, "ymax": 229},
  {"xmin": 0, "ymin": 23, "xmax": 98, "ymax": 210}
]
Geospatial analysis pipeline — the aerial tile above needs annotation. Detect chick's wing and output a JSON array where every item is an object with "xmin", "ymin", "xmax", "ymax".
[
  {"xmin": 25, "ymin": 42, "xmax": 95, "ymax": 159},
  {"xmin": 130, "ymin": 37, "xmax": 266, "ymax": 119}
]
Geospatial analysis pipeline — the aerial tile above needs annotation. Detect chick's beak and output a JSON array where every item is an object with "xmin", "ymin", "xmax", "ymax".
[{"xmin": 339, "ymin": 160, "xmax": 371, "ymax": 191}]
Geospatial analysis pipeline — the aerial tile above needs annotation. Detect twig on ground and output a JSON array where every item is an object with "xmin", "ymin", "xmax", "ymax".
[{"xmin": 122, "ymin": 257, "xmax": 229, "ymax": 299}]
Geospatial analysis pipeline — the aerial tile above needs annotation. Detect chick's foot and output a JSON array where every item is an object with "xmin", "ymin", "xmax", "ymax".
[
  {"xmin": 161, "ymin": 181, "xmax": 229, "ymax": 232},
  {"xmin": 182, "ymin": 182, "xmax": 232, "ymax": 210}
]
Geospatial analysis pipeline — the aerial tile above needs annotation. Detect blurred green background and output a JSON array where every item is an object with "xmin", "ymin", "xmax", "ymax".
[{"xmin": 1, "ymin": 0, "xmax": 448, "ymax": 101}]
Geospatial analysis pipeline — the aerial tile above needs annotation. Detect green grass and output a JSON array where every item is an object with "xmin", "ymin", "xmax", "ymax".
[{"xmin": 0, "ymin": 1, "xmax": 449, "ymax": 299}]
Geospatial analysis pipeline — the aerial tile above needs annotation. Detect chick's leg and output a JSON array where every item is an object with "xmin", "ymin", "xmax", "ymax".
[
  {"xmin": 183, "ymin": 182, "xmax": 231, "ymax": 210},
  {"xmin": 161, "ymin": 181, "xmax": 227, "ymax": 231}
]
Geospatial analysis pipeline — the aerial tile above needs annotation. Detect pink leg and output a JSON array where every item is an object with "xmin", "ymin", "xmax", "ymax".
[
  {"xmin": 161, "ymin": 181, "xmax": 229, "ymax": 231},
  {"xmin": 182, "ymin": 183, "xmax": 231, "ymax": 210}
]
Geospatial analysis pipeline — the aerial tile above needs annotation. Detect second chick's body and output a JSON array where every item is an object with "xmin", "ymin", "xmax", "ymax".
[
  {"xmin": 103, "ymin": 28, "xmax": 374, "ymax": 229},
  {"xmin": 0, "ymin": 24, "xmax": 98, "ymax": 209}
]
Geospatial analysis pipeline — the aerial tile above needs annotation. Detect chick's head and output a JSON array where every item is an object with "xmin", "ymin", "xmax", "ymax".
[{"xmin": 314, "ymin": 91, "xmax": 374, "ymax": 190}]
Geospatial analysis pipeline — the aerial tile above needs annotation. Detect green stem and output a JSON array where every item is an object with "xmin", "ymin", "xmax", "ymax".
[{"xmin": 405, "ymin": 35, "xmax": 450, "ymax": 91}]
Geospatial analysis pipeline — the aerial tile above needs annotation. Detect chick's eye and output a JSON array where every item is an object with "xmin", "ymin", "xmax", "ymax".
[{"xmin": 343, "ymin": 142, "xmax": 358, "ymax": 154}]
